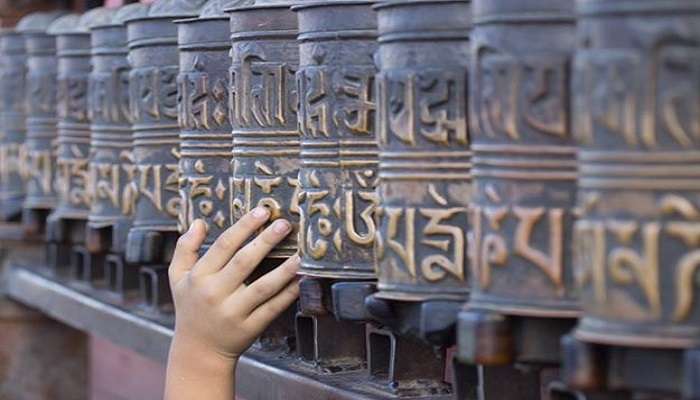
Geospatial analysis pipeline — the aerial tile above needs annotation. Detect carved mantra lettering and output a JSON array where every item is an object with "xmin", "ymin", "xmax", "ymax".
[
  {"xmin": 89, "ymin": 152, "xmax": 138, "ymax": 216},
  {"xmin": 90, "ymin": 68, "xmax": 130, "ymax": 124},
  {"xmin": 28, "ymin": 73, "xmax": 56, "ymax": 115},
  {"xmin": 56, "ymin": 152, "xmax": 90, "ymax": 207},
  {"xmin": 58, "ymin": 77, "xmax": 88, "ymax": 122},
  {"xmin": 138, "ymin": 160, "xmax": 179, "ymax": 218},
  {"xmin": 178, "ymin": 62, "xmax": 228, "ymax": 130},
  {"xmin": 576, "ymin": 194, "xmax": 700, "ymax": 322},
  {"xmin": 0, "ymin": 143, "xmax": 22, "ymax": 184},
  {"xmin": 476, "ymin": 51, "xmax": 569, "ymax": 141},
  {"xmin": 298, "ymin": 66, "xmax": 375, "ymax": 137},
  {"xmin": 378, "ymin": 69, "xmax": 467, "ymax": 147},
  {"xmin": 231, "ymin": 162, "xmax": 300, "ymax": 223},
  {"xmin": 25, "ymin": 149, "xmax": 52, "ymax": 195},
  {"xmin": 575, "ymin": 46, "xmax": 700, "ymax": 148},
  {"xmin": 472, "ymin": 205, "xmax": 565, "ymax": 295},
  {"xmin": 181, "ymin": 160, "xmax": 228, "ymax": 230},
  {"xmin": 130, "ymin": 66, "xmax": 178, "ymax": 122},
  {"xmin": 374, "ymin": 66, "xmax": 469, "ymax": 284},
  {"xmin": 178, "ymin": 55, "xmax": 232, "ymax": 232},
  {"xmin": 2, "ymin": 66, "xmax": 26, "ymax": 112},
  {"xmin": 229, "ymin": 46, "xmax": 296, "ymax": 129},
  {"xmin": 298, "ymin": 169, "xmax": 378, "ymax": 260},
  {"xmin": 377, "ymin": 205, "xmax": 466, "ymax": 283},
  {"xmin": 296, "ymin": 61, "xmax": 379, "ymax": 265}
]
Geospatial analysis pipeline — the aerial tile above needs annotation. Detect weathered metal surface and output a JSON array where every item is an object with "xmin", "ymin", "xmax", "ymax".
[
  {"xmin": 295, "ymin": 1, "xmax": 379, "ymax": 281},
  {"xmin": 465, "ymin": 0, "xmax": 577, "ymax": 318},
  {"xmin": 87, "ymin": 4, "xmax": 149, "ymax": 256},
  {"xmin": 455, "ymin": 0, "xmax": 578, "ymax": 372},
  {"xmin": 86, "ymin": 4, "xmax": 151, "ymax": 295},
  {"xmin": 373, "ymin": 0, "xmax": 471, "ymax": 302},
  {"xmin": 572, "ymin": 0, "xmax": 700, "ymax": 350},
  {"xmin": 176, "ymin": 0, "xmax": 250, "ymax": 250},
  {"xmin": 125, "ymin": 0, "xmax": 207, "ymax": 266},
  {"xmin": 226, "ymin": 2, "xmax": 300, "ymax": 258},
  {"xmin": 50, "ymin": 10, "xmax": 116, "ymax": 228},
  {"xmin": 45, "ymin": 10, "xmax": 115, "ymax": 278},
  {"xmin": 19, "ymin": 11, "xmax": 65, "ymax": 234},
  {"xmin": 0, "ymin": 25, "xmax": 28, "ymax": 221}
]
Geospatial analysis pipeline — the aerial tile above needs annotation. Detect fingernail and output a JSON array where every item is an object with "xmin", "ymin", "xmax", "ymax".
[
  {"xmin": 187, "ymin": 220, "xmax": 199, "ymax": 232},
  {"xmin": 252, "ymin": 206, "xmax": 269, "ymax": 219},
  {"xmin": 272, "ymin": 219, "xmax": 291, "ymax": 234}
]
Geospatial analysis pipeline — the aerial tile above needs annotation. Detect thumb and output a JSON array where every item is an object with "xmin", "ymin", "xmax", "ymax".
[{"xmin": 169, "ymin": 219, "xmax": 207, "ymax": 285}]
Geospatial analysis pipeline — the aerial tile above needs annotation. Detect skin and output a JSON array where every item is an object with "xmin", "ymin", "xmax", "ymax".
[{"xmin": 164, "ymin": 206, "xmax": 300, "ymax": 400}]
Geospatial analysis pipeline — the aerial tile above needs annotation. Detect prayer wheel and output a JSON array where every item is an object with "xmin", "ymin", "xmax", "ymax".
[
  {"xmin": 86, "ymin": 3, "xmax": 150, "ymax": 295},
  {"xmin": 124, "ymin": 0, "xmax": 207, "ymax": 267},
  {"xmin": 226, "ymin": 2, "xmax": 300, "ymax": 259},
  {"xmin": 221, "ymin": 0, "xmax": 300, "ymax": 353},
  {"xmin": 296, "ymin": 0, "xmax": 379, "ymax": 282},
  {"xmin": 561, "ymin": 1, "xmax": 700, "ymax": 398},
  {"xmin": 292, "ymin": 0, "xmax": 378, "ymax": 373},
  {"xmin": 373, "ymin": 0, "xmax": 471, "ymax": 303},
  {"xmin": 367, "ymin": 0, "xmax": 471, "ymax": 347},
  {"xmin": 176, "ymin": 0, "xmax": 250, "ymax": 251},
  {"xmin": 362, "ymin": 0, "xmax": 473, "ymax": 395},
  {"xmin": 46, "ymin": 8, "xmax": 116, "ymax": 278},
  {"xmin": 457, "ymin": 0, "xmax": 578, "ymax": 366},
  {"xmin": 0, "ymin": 21, "xmax": 29, "ymax": 221},
  {"xmin": 20, "ymin": 11, "xmax": 65, "ymax": 234}
]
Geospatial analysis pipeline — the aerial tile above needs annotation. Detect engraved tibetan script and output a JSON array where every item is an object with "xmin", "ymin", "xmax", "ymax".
[
  {"xmin": 476, "ymin": 51, "xmax": 569, "ymax": 141},
  {"xmin": 130, "ymin": 66, "xmax": 179, "ymax": 122}
]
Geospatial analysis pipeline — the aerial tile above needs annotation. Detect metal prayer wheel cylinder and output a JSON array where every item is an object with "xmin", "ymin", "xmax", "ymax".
[
  {"xmin": 20, "ymin": 12, "xmax": 64, "ymax": 235},
  {"xmin": 562, "ymin": 3, "xmax": 700, "ymax": 397},
  {"xmin": 0, "ymin": 26, "xmax": 28, "ymax": 221},
  {"xmin": 373, "ymin": 0, "xmax": 471, "ymax": 302},
  {"xmin": 176, "ymin": 0, "xmax": 245, "ymax": 251},
  {"xmin": 46, "ymin": 9, "xmax": 116, "ymax": 279},
  {"xmin": 365, "ymin": 0, "xmax": 471, "ymax": 348},
  {"xmin": 226, "ymin": 3, "xmax": 300, "ymax": 258},
  {"xmin": 86, "ymin": 3, "xmax": 151, "ymax": 295},
  {"xmin": 572, "ymin": 0, "xmax": 700, "ymax": 352},
  {"xmin": 457, "ymin": 0, "xmax": 577, "ymax": 365},
  {"xmin": 294, "ymin": 0, "xmax": 379, "ymax": 287},
  {"xmin": 125, "ymin": 0, "xmax": 207, "ymax": 266}
]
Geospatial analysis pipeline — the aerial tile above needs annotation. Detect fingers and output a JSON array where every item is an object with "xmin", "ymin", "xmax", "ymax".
[
  {"xmin": 245, "ymin": 278, "xmax": 300, "ymax": 330},
  {"xmin": 169, "ymin": 220, "xmax": 207, "ymax": 285},
  {"xmin": 216, "ymin": 219, "xmax": 292, "ymax": 290},
  {"xmin": 191, "ymin": 207, "xmax": 270, "ymax": 276},
  {"xmin": 234, "ymin": 255, "xmax": 300, "ymax": 313}
]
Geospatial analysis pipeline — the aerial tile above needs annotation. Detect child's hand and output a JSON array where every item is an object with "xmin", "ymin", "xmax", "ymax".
[{"xmin": 168, "ymin": 207, "xmax": 300, "ymax": 365}]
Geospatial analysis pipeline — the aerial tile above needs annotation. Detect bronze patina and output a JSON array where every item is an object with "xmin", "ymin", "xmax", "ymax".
[
  {"xmin": 176, "ymin": 0, "xmax": 250, "ymax": 252},
  {"xmin": 46, "ymin": 8, "xmax": 116, "ymax": 279},
  {"xmin": 19, "ymin": 11, "xmax": 65, "ymax": 235},
  {"xmin": 292, "ymin": 0, "xmax": 378, "ymax": 373},
  {"xmin": 125, "ymin": 0, "xmax": 207, "ymax": 315},
  {"xmin": 365, "ymin": 0, "xmax": 472, "ymax": 395},
  {"xmin": 457, "ymin": 0, "xmax": 578, "ymax": 367},
  {"xmin": 367, "ymin": 0, "xmax": 471, "ymax": 347},
  {"xmin": 561, "ymin": 1, "xmax": 700, "ymax": 398},
  {"xmin": 86, "ymin": 3, "xmax": 150, "ymax": 296},
  {"xmin": 226, "ymin": 2, "xmax": 300, "ymax": 259},
  {"xmin": 0, "ymin": 22, "xmax": 29, "ymax": 221}
]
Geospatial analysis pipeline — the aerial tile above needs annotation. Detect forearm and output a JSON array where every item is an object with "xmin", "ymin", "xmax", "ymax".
[{"xmin": 165, "ymin": 334, "xmax": 237, "ymax": 400}]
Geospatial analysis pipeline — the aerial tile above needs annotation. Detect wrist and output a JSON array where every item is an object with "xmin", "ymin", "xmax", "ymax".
[
  {"xmin": 170, "ymin": 332, "xmax": 239, "ymax": 372},
  {"xmin": 165, "ymin": 332, "xmax": 238, "ymax": 400}
]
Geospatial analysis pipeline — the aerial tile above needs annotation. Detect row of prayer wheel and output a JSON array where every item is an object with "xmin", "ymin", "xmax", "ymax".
[{"xmin": 0, "ymin": 0, "xmax": 699, "ymax": 398}]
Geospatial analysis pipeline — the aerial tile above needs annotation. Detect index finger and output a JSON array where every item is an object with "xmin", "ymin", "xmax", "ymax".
[{"xmin": 191, "ymin": 207, "xmax": 270, "ymax": 276}]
